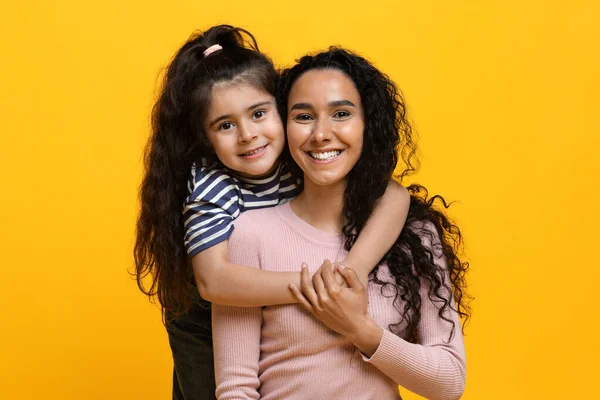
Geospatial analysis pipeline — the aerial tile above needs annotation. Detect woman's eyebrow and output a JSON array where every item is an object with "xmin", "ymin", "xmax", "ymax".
[
  {"xmin": 329, "ymin": 100, "xmax": 356, "ymax": 108},
  {"xmin": 290, "ymin": 100, "xmax": 356, "ymax": 111},
  {"xmin": 290, "ymin": 102, "xmax": 312, "ymax": 111}
]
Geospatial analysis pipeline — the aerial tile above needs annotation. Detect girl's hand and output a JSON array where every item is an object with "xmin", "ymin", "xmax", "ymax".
[{"xmin": 289, "ymin": 260, "xmax": 372, "ymax": 340}]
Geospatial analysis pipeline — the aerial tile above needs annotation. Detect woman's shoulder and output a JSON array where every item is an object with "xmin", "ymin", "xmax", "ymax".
[
  {"xmin": 235, "ymin": 205, "xmax": 281, "ymax": 228},
  {"xmin": 228, "ymin": 206, "xmax": 285, "ymax": 250}
]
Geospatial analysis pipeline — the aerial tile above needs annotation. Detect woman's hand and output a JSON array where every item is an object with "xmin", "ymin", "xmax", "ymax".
[{"xmin": 289, "ymin": 260, "xmax": 383, "ymax": 356}]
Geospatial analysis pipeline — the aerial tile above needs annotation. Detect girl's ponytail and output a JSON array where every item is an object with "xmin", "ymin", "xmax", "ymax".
[{"xmin": 134, "ymin": 25, "xmax": 276, "ymax": 320}]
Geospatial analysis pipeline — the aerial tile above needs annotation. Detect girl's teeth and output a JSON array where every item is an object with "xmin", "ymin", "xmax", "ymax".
[
  {"xmin": 310, "ymin": 150, "xmax": 342, "ymax": 160},
  {"xmin": 243, "ymin": 146, "xmax": 265, "ymax": 156}
]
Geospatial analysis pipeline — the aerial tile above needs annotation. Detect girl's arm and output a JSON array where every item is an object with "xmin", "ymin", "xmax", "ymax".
[
  {"xmin": 192, "ymin": 242, "xmax": 299, "ymax": 306},
  {"xmin": 195, "ymin": 180, "xmax": 408, "ymax": 307},
  {"xmin": 342, "ymin": 180, "xmax": 410, "ymax": 284}
]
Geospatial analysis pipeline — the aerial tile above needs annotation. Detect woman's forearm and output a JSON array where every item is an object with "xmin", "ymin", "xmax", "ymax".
[{"xmin": 361, "ymin": 329, "xmax": 466, "ymax": 400}]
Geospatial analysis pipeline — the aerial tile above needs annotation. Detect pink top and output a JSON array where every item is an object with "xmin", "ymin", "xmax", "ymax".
[{"xmin": 212, "ymin": 202, "xmax": 466, "ymax": 400}]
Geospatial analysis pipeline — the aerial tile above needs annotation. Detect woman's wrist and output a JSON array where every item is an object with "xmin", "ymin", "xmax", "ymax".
[{"xmin": 346, "ymin": 316, "xmax": 384, "ymax": 358}]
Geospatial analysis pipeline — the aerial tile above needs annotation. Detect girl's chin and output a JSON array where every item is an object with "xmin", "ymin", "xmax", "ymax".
[{"xmin": 237, "ymin": 161, "xmax": 280, "ymax": 179}]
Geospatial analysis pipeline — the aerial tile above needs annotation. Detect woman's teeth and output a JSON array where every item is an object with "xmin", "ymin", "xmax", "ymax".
[
  {"xmin": 242, "ymin": 145, "xmax": 266, "ymax": 156},
  {"xmin": 309, "ymin": 150, "xmax": 342, "ymax": 160}
]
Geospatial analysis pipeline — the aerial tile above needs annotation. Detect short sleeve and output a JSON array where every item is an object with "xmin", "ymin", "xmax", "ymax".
[{"xmin": 183, "ymin": 166, "xmax": 242, "ymax": 258}]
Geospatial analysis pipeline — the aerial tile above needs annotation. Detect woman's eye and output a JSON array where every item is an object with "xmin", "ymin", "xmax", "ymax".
[
  {"xmin": 294, "ymin": 114, "xmax": 313, "ymax": 121},
  {"xmin": 252, "ymin": 110, "xmax": 266, "ymax": 119},
  {"xmin": 334, "ymin": 111, "xmax": 350, "ymax": 118},
  {"xmin": 219, "ymin": 122, "xmax": 234, "ymax": 131}
]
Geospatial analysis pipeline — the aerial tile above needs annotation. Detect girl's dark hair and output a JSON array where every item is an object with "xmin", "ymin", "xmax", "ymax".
[
  {"xmin": 277, "ymin": 48, "xmax": 471, "ymax": 341},
  {"xmin": 134, "ymin": 25, "xmax": 278, "ymax": 320}
]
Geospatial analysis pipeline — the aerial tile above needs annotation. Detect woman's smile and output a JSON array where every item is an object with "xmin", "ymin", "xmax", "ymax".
[{"xmin": 286, "ymin": 69, "xmax": 364, "ymax": 187}]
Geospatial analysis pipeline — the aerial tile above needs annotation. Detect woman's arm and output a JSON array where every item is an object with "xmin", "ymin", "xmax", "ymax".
[
  {"xmin": 342, "ymin": 180, "xmax": 410, "ymax": 283},
  {"xmin": 193, "ymin": 241, "xmax": 300, "ymax": 306},
  {"xmin": 290, "ymin": 252, "xmax": 466, "ymax": 399},
  {"xmin": 211, "ymin": 221, "xmax": 264, "ymax": 399},
  {"xmin": 212, "ymin": 303, "xmax": 262, "ymax": 399}
]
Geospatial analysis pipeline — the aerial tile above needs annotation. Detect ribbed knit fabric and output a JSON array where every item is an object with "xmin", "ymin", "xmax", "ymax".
[{"xmin": 212, "ymin": 202, "xmax": 466, "ymax": 400}]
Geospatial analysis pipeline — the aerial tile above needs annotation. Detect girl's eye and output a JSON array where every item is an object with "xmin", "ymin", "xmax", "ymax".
[
  {"xmin": 334, "ymin": 111, "xmax": 350, "ymax": 118},
  {"xmin": 252, "ymin": 110, "xmax": 266, "ymax": 119},
  {"xmin": 219, "ymin": 122, "xmax": 234, "ymax": 131}
]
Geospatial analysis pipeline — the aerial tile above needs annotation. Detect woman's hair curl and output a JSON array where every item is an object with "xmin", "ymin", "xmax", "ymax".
[{"xmin": 277, "ymin": 48, "xmax": 471, "ymax": 340}]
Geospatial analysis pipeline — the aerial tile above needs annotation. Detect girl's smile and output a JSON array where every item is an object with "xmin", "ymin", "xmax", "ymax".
[{"xmin": 204, "ymin": 83, "xmax": 284, "ymax": 178}]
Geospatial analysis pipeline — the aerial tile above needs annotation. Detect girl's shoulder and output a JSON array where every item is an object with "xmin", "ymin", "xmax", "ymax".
[
  {"xmin": 191, "ymin": 159, "xmax": 235, "ymax": 181},
  {"xmin": 187, "ymin": 161, "xmax": 241, "ymax": 201}
]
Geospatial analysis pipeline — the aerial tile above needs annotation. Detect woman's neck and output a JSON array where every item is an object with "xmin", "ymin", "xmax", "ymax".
[{"xmin": 290, "ymin": 178, "xmax": 346, "ymax": 233}]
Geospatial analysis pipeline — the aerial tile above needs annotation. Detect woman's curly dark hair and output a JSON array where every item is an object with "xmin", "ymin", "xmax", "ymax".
[
  {"xmin": 134, "ymin": 25, "xmax": 278, "ymax": 320},
  {"xmin": 277, "ymin": 48, "xmax": 471, "ymax": 341}
]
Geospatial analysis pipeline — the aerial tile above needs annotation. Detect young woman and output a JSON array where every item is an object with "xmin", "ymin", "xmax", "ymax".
[
  {"xmin": 134, "ymin": 26, "xmax": 410, "ymax": 398},
  {"xmin": 212, "ymin": 48, "xmax": 470, "ymax": 400}
]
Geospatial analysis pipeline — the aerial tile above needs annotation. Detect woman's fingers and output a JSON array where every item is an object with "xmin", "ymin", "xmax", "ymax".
[
  {"xmin": 312, "ymin": 261, "xmax": 329, "ymax": 300},
  {"xmin": 332, "ymin": 262, "xmax": 348, "ymax": 287},
  {"xmin": 337, "ymin": 265, "xmax": 364, "ymax": 291},
  {"xmin": 300, "ymin": 263, "xmax": 319, "ymax": 306},
  {"xmin": 321, "ymin": 260, "xmax": 342, "ymax": 296},
  {"xmin": 289, "ymin": 284, "xmax": 314, "ymax": 313}
]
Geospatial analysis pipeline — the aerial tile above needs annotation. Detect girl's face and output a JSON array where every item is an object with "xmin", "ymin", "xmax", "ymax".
[
  {"xmin": 286, "ymin": 69, "xmax": 364, "ymax": 187},
  {"xmin": 204, "ymin": 82, "xmax": 285, "ymax": 178}
]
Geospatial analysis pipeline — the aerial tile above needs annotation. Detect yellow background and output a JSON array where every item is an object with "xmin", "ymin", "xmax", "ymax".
[{"xmin": 1, "ymin": 1, "xmax": 598, "ymax": 399}]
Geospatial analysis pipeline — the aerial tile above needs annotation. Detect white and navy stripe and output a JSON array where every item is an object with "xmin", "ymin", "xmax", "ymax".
[{"xmin": 183, "ymin": 162, "xmax": 301, "ymax": 258}]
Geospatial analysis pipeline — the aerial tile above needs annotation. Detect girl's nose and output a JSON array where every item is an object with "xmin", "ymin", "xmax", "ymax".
[{"xmin": 238, "ymin": 123, "xmax": 258, "ymax": 143}]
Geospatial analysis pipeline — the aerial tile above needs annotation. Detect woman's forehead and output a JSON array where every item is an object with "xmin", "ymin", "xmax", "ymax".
[{"xmin": 288, "ymin": 69, "xmax": 360, "ymax": 106}]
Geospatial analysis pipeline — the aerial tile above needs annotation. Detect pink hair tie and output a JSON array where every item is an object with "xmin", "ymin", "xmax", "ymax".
[{"xmin": 203, "ymin": 44, "xmax": 222, "ymax": 57}]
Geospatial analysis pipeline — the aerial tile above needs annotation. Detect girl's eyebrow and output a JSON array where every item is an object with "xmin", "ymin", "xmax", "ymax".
[
  {"xmin": 290, "ymin": 100, "xmax": 356, "ymax": 112},
  {"xmin": 208, "ymin": 100, "xmax": 273, "ymax": 127}
]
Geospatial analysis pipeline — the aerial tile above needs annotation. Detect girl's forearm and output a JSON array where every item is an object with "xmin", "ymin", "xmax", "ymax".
[
  {"xmin": 344, "ymin": 181, "xmax": 409, "ymax": 277},
  {"xmin": 196, "ymin": 261, "xmax": 300, "ymax": 307},
  {"xmin": 192, "ymin": 240, "xmax": 301, "ymax": 307}
]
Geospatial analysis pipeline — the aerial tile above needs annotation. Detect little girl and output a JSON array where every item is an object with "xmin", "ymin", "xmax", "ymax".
[{"xmin": 134, "ymin": 25, "xmax": 410, "ymax": 399}]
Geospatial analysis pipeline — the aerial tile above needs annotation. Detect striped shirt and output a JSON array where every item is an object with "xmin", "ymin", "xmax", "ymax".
[{"xmin": 183, "ymin": 161, "xmax": 302, "ymax": 258}]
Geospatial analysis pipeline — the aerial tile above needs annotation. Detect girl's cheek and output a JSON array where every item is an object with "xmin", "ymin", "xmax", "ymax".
[{"xmin": 266, "ymin": 115, "xmax": 285, "ymax": 138}]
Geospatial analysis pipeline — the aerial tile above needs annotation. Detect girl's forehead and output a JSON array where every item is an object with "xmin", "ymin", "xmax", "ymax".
[
  {"xmin": 204, "ymin": 83, "xmax": 275, "ymax": 123},
  {"xmin": 210, "ymin": 83, "xmax": 273, "ymax": 107}
]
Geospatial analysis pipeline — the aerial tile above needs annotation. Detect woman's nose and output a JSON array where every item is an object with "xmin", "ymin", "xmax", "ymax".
[{"xmin": 311, "ymin": 119, "xmax": 332, "ymax": 143}]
